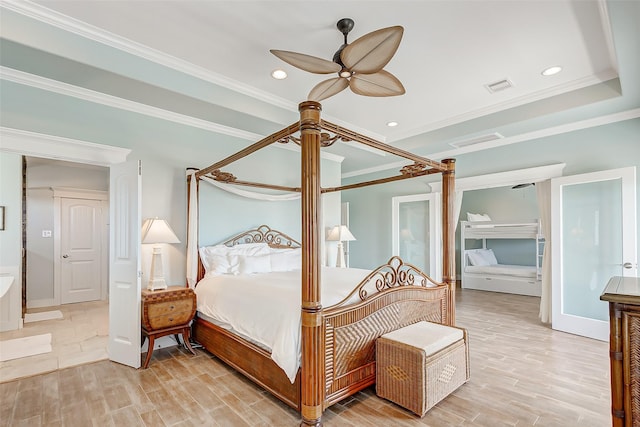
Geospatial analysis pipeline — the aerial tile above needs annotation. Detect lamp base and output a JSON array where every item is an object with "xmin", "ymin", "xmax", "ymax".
[
  {"xmin": 148, "ymin": 246, "xmax": 168, "ymax": 291},
  {"xmin": 336, "ymin": 242, "xmax": 346, "ymax": 268},
  {"xmin": 147, "ymin": 278, "xmax": 168, "ymax": 291}
]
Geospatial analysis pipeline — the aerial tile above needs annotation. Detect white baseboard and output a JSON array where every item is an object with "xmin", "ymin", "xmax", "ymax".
[{"xmin": 27, "ymin": 298, "xmax": 56, "ymax": 309}]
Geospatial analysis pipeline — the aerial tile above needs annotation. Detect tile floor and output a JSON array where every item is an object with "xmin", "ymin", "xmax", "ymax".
[{"xmin": 0, "ymin": 300, "xmax": 109, "ymax": 383}]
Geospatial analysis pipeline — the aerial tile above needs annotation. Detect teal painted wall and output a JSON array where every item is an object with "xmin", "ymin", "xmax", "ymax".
[{"xmin": 343, "ymin": 119, "xmax": 640, "ymax": 274}]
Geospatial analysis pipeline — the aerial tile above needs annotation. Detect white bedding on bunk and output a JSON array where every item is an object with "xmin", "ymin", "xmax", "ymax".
[
  {"xmin": 464, "ymin": 264, "xmax": 537, "ymax": 278},
  {"xmin": 195, "ymin": 267, "xmax": 371, "ymax": 383}
]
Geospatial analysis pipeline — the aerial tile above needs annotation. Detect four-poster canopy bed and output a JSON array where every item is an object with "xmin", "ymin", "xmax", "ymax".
[{"xmin": 187, "ymin": 100, "xmax": 456, "ymax": 426}]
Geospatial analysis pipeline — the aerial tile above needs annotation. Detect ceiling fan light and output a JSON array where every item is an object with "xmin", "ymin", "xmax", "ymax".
[
  {"xmin": 271, "ymin": 69, "xmax": 287, "ymax": 79},
  {"xmin": 339, "ymin": 69, "xmax": 352, "ymax": 78}
]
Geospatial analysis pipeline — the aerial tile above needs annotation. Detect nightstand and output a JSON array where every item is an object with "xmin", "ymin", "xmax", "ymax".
[{"xmin": 141, "ymin": 286, "xmax": 197, "ymax": 368}]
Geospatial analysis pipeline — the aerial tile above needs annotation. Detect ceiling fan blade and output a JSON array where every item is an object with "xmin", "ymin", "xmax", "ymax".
[
  {"xmin": 270, "ymin": 50, "xmax": 341, "ymax": 74},
  {"xmin": 341, "ymin": 26, "xmax": 403, "ymax": 74},
  {"xmin": 349, "ymin": 70, "xmax": 405, "ymax": 97},
  {"xmin": 308, "ymin": 77, "xmax": 349, "ymax": 101}
]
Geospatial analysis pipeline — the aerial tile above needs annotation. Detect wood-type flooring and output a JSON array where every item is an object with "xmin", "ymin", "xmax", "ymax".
[{"xmin": 0, "ymin": 289, "xmax": 610, "ymax": 426}]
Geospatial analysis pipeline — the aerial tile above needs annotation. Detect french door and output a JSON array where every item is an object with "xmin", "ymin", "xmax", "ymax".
[
  {"xmin": 108, "ymin": 160, "xmax": 142, "ymax": 368},
  {"xmin": 392, "ymin": 194, "xmax": 441, "ymax": 279},
  {"xmin": 551, "ymin": 167, "xmax": 637, "ymax": 341}
]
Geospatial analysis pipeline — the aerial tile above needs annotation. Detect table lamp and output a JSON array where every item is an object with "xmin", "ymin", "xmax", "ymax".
[
  {"xmin": 142, "ymin": 217, "xmax": 180, "ymax": 290},
  {"xmin": 327, "ymin": 225, "xmax": 356, "ymax": 268}
]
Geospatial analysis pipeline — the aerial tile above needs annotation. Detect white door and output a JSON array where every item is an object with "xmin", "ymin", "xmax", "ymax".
[
  {"xmin": 551, "ymin": 167, "xmax": 637, "ymax": 341},
  {"xmin": 392, "ymin": 193, "xmax": 442, "ymax": 279},
  {"xmin": 60, "ymin": 198, "xmax": 102, "ymax": 304},
  {"xmin": 108, "ymin": 160, "xmax": 142, "ymax": 368}
]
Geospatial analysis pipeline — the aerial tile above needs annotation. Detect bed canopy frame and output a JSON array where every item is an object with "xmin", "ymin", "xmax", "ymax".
[{"xmin": 190, "ymin": 100, "xmax": 456, "ymax": 426}]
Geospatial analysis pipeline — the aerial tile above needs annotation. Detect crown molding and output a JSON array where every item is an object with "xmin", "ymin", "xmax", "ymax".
[
  {"xmin": 1, "ymin": 0, "xmax": 296, "ymax": 111},
  {"xmin": 0, "ymin": 127, "xmax": 131, "ymax": 166},
  {"xmin": 0, "ymin": 66, "xmax": 345, "ymax": 165},
  {"xmin": 342, "ymin": 107, "xmax": 640, "ymax": 179},
  {"xmin": 389, "ymin": 70, "xmax": 620, "ymax": 144},
  {"xmin": 1, "ymin": 1, "xmax": 388, "ymax": 150},
  {"xmin": 1, "ymin": 66, "xmax": 264, "ymax": 142}
]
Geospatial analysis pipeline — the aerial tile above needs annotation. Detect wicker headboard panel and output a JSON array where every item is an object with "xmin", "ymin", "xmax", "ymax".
[{"xmin": 197, "ymin": 225, "xmax": 300, "ymax": 281}]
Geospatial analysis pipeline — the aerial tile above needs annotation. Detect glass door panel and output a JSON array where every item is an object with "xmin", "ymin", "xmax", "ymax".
[
  {"xmin": 552, "ymin": 167, "xmax": 636, "ymax": 341},
  {"xmin": 392, "ymin": 194, "xmax": 441, "ymax": 279},
  {"xmin": 561, "ymin": 179, "xmax": 622, "ymax": 322},
  {"xmin": 398, "ymin": 200, "xmax": 429, "ymax": 272}
]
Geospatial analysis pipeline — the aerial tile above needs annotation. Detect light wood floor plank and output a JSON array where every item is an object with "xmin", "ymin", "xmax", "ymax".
[{"xmin": 0, "ymin": 289, "xmax": 611, "ymax": 426}]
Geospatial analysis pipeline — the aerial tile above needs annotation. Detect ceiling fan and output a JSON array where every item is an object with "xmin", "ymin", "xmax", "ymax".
[{"xmin": 270, "ymin": 18, "xmax": 405, "ymax": 102}]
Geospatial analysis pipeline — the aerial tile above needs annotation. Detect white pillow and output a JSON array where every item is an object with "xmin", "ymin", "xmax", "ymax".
[
  {"xmin": 236, "ymin": 253, "xmax": 272, "ymax": 275},
  {"xmin": 468, "ymin": 249, "xmax": 498, "ymax": 266},
  {"xmin": 199, "ymin": 247, "xmax": 230, "ymax": 276},
  {"xmin": 200, "ymin": 243, "xmax": 271, "ymax": 275},
  {"xmin": 467, "ymin": 212, "xmax": 492, "ymax": 222},
  {"xmin": 270, "ymin": 248, "xmax": 302, "ymax": 272}
]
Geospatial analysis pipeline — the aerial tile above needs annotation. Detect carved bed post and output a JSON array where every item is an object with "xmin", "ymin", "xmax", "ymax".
[
  {"xmin": 442, "ymin": 158, "xmax": 456, "ymax": 325},
  {"xmin": 299, "ymin": 101, "xmax": 324, "ymax": 427}
]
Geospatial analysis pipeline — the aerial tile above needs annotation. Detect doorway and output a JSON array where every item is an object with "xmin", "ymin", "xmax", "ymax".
[{"xmin": 25, "ymin": 158, "xmax": 109, "ymax": 309}]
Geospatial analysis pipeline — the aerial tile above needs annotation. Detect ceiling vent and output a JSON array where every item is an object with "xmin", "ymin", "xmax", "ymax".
[
  {"xmin": 485, "ymin": 78, "xmax": 514, "ymax": 93},
  {"xmin": 449, "ymin": 132, "xmax": 504, "ymax": 149}
]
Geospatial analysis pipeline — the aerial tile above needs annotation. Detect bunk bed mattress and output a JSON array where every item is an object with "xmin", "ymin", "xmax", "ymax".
[
  {"xmin": 195, "ymin": 267, "xmax": 371, "ymax": 383},
  {"xmin": 464, "ymin": 264, "xmax": 537, "ymax": 278}
]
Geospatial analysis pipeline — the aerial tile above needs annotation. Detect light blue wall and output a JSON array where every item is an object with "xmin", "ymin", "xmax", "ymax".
[
  {"xmin": 1, "ymin": 145, "xmax": 342, "ymax": 293},
  {"xmin": 197, "ymin": 148, "xmax": 342, "ymax": 246},
  {"xmin": 344, "ymin": 119, "xmax": 640, "ymax": 273}
]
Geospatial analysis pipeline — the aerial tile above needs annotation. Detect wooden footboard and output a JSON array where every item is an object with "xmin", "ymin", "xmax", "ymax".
[
  {"xmin": 322, "ymin": 257, "xmax": 449, "ymax": 407},
  {"xmin": 192, "ymin": 256, "xmax": 449, "ymax": 413},
  {"xmin": 192, "ymin": 317, "xmax": 301, "ymax": 410}
]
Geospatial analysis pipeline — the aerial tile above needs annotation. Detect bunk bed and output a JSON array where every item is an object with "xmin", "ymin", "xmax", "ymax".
[
  {"xmin": 187, "ymin": 101, "xmax": 456, "ymax": 426},
  {"xmin": 460, "ymin": 219, "xmax": 543, "ymax": 296}
]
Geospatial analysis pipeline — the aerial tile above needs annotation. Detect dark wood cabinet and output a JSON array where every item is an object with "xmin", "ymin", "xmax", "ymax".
[{"xmin": 601, "ymin": 276, "xmax": 640, "ymax": 427}]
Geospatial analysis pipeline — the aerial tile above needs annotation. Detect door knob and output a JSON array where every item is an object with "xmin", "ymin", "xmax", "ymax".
[
  {"xmin": 623, "ymin": 262, "xmax": 633, "ymax": 269},
  {"xmin": 62, "ymin": 254, "xmax": 69, "ymax": 258}
]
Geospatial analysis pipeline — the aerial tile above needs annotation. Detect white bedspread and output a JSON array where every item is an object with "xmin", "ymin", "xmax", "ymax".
[
  {"xmin": 465, "ymin": 264, "xmax": 537, "ymax": 278},
  {"xmin": 195, "ymin": 267, "xmax": 371, "ymax": 383}
]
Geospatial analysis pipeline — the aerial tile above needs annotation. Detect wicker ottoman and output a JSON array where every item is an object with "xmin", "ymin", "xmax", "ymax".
[{"xmin": 376, "ymin": 321, "xmax": 469, "ymax": 416}]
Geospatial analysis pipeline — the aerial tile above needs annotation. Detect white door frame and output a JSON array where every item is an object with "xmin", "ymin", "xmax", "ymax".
[
  {"xmin": 0, "ymin": 126, "xmax": 130, "ymax": 336},
  {"xmin": 551, "ymin": 166, "xmax": 637, "ymax": 341},
  {"xmin": 53, "ymin": 188, "xmax": 109, "ymax": 305}
]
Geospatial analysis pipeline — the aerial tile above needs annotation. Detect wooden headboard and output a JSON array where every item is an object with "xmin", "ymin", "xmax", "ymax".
[{"xmin": 197, "ymin": 225, "xmax": 301, "ymax": 281}]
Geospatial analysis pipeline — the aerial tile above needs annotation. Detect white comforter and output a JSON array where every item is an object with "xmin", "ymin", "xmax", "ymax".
[{"xmin": 195, "ymin": 267, "xmax": 371, "ymax": 383}]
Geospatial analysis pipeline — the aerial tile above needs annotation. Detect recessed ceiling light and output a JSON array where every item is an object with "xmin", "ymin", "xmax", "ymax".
[
  {"xmin": 542, "ymin": 66, "xmax": 562, "ymax": 76},
  {"xmin": 387, "ymin": 121, "xmax": 398, "ymax": 127},
  {"xmin": 271, "ymin": 69, "xmax": 287, "ymax": 79}
]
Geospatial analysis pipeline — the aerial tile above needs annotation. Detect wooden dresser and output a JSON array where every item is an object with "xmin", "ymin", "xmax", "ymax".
[
  {"xmin": 141, "ymin": 286, "xmax": 197, "ymax": 368},
  {"xmin": 601, "ymin": 276, "xmax": 640, "ymax": 427}
]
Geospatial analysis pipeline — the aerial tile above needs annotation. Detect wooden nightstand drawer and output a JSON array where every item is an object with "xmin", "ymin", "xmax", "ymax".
[
  {"xmin": 141, "ymin": 286, "xmax": 196, "ymax": 331},
  {"xmin": 141, "ymin": 286, "xmax": 197, "ymax": 368},
  {"xmin": 145, "ymin": 299, "xmax": 193, "ymax": 329}
]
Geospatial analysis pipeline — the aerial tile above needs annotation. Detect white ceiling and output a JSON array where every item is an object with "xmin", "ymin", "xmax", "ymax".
[{"xmin": 1, "ymin": 0, "xmax": 637, "ymax": 176}]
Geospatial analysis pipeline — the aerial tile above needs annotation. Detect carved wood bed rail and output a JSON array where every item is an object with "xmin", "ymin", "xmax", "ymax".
[{"xmin": 188, "ymin": 100, "xmax": 456, "ymax": 426}]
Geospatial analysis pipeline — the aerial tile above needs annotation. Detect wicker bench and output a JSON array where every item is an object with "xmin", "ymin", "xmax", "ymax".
[{"xmin": 376, "ymin": 321, "xmax": 470, "ymax": 416}]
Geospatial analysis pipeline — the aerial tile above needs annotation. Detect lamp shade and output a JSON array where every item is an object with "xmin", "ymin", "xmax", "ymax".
[
  {"xmin": 141, "ymin": 218, "xmax": 180, "ymax": 244},
  {"xmin": 327, "ymin": 225, "xmax": 356, "ymax": 242}
]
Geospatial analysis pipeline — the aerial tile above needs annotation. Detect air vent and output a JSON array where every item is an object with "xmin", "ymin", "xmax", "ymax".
[
  {"xmin": 485, "ymin": 78, "xmax": 513, "ymax": 93},
  {"xmin": 449, "ymin": 132, "xmax": 504, "ymax": 149}
]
